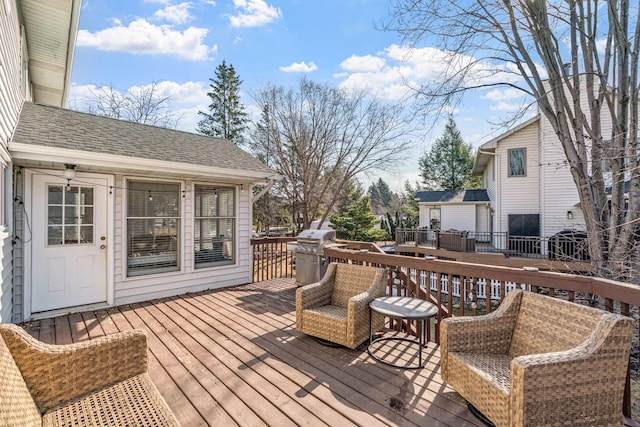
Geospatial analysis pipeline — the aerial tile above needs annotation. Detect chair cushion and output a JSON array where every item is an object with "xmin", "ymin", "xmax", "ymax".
[
  {"xmin": 0, "ymin": 336, "xmax": 42, "ymax": 426},
  {"xmin": 42, "ymin": 374, "xmax": 178, "ymax": 427},
  {"xmin": 450, "ymin": 352, "xmax": 512, "ymax": 395},
  {"xmin": 300, "ymin": 305, "xmax": 348, "ymax": 345}
]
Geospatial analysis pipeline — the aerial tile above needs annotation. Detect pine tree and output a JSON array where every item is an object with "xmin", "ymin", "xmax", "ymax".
[
  {"xmin": 367, "ymin": 178, "xmax": 394, "ymax": 215},
  {"xmin": 197, "ymin": 60, "xmax": 248, "ymax": 145},
  {"xmin": 419, "ymin": 117, "xmax": 478, "ymax": 190},
  {"xmin": 331, "ymin": 197, "xmax": 380, "ymax": 242}
]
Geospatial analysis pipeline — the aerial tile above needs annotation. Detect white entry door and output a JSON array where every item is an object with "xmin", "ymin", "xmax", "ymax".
[{"xmin": 31, "ymin": 174, "xmax": 109, "ymax": 313}]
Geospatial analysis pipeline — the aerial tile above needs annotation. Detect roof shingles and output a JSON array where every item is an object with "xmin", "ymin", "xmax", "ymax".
[{"xmin": 12, "ymin": 102, "xmax": 273, "ymax": 175}]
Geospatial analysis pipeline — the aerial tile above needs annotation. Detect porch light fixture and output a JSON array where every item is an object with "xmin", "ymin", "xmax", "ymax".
[
  {"xmin": 63, "ymin": 164, "xmax": 77, "ymax": 180},
  {"xmin": 567, "ymin": 210, "xmax": 573, "ymax": 220},
  {"xmin": 63, "ymin": 164, "xmax": 76, "ymax": 191}
]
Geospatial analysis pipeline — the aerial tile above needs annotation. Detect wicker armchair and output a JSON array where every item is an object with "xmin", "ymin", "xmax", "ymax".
[
  {"xmin": 0, "ymin": 323, "xmax": 178, "ymax": 426},
  {"xmin": 441, "ymin": 289, "xmax": 634, "ymax": 427},
  {"xmin": 296, "ymin": 262, "xmax": 388, "ymax": 349}
]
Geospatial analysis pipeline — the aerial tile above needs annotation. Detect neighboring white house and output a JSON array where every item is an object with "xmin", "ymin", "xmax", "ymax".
[
  {"xmin": 415, "ymin": 189, "xmax": 491, "ymax": 233},
  {"xmin": 418, "ymin": 81, "xmax": 609, "ymax": 246},
  {"xmin": 1, "ymin": 0, "xmax": 276, "ymax": 322},
  {"xmin": 473, "ymin": 114, "xmax": 587, "ymax": 243}
]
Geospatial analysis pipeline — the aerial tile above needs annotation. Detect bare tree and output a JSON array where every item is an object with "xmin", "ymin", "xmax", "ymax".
[
  {"xmin": 250, "ymin": 78, "xmax": 413, "ymax": 231},
  {"xmin": 84, "ymin": 82, "xmax": 180, "ymax": 128},
  {"xmin": 386, "ymin": 0, "xmax": 640, "ymax": 281}
]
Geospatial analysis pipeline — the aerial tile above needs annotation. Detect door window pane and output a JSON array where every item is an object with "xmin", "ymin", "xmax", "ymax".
[{"xmin": 47, "ymin": 185, "xmax": 94, "ymax": 245}]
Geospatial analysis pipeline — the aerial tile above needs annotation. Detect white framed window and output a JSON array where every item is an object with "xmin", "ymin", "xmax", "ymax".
[
  {"xmin": 508, "ymin": 148, "xmax": 526, "ymax": 176},
  {"xmin": 194, "ymin": 185, "xmax": 235, "ymax": 268},
  {"xmin": 126, "ymin": 181, "xmax": 180, "ymax": 277}
]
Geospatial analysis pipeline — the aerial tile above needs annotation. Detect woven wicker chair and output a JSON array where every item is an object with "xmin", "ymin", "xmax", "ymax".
[
  {"xmin": 296, "ymin": 262, "xmax": 388, "ymax": 349},
  {"xmin": 441, "ymin": 289, "xmax": 634, "ymax": 427},
  {"xmin": 0, "ymin": 323, "xmax": 178, "ymax": 426}
]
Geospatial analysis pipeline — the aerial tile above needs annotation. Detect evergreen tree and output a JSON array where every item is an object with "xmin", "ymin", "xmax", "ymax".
[
  {"xmin": 368, "ymin": 178, "xmax": 394, "ymax": 215},
  {"xmin": 197, "ymin": 60, "xmax": 248, "ymax": 145},
  {"xmin": 384, "ymin": 180, "xmax": 420, "ymax": 239},
  {"xmin": 331, "ymin": 197, "xmax": 380, "ymax": 242},
  {"xmin": 419, "ymin": 117, "xmax": 478, "ymax": 190}
]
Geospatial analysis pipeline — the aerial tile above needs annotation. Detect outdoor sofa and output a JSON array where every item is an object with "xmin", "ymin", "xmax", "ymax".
[
  {"xmin": 0, "ymin": 323, "xmax": 178, "ymax": 426},
  {"xmin": 441, "ymin": 288, "xmax": 634, "ymax": 426}
]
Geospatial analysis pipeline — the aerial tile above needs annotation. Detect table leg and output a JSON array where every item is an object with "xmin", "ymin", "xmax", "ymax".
[{"xmin": 369, "ymin": 307, "xmax": 373, "ymax": 344}]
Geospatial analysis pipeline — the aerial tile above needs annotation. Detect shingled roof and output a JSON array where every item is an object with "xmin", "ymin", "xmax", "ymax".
[
  {"xmin": 414, "ymin": 189, "xmax": 490, "ymax": 203},
  {"xmin": 11, "ymin": 102, "xmax": 274, "ymax": 179}
]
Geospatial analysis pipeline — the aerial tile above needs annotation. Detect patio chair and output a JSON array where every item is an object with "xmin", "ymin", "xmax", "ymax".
[
  {"xmin": 0, "ymin": 323, "xmax": 178, "ymax": 426},
  {"xmin": 440, "ymin": 289, "xmax": 634, "ymax": 427},
  {"xmin": 295, "ymin": 262, "xmax": 388, "ymax": 349}
]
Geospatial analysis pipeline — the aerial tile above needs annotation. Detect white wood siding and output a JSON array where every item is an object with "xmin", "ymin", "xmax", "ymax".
[
  {"xmin": 538, "ymin": 77, "xmax": 612, "ymax": 237},
  {"xmin": 441, "ymin": 205, "xmax": 476, "ymax": 231},
  {"xmin": 483, "ymin": 156, "xmax": 496, "ymax": 202},
  {"xmin": 113, "ymin": 176, "xmax": 253, "ymax": 307},
  {"xmin": 0, "ymin": 0, "xmax": 23, "ymax": 147},
  {"xmin": 0, "ymin": 0, "xmax": 24, "ymax": 322},
  {"xmin": 495, "ymin": 121, "xmax": 540, "ymax": 234}
]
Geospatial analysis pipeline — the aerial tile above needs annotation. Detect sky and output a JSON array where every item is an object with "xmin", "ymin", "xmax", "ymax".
[{"xmin": 68, "ymin": 0, "xmax": 529, "ymax": 192}]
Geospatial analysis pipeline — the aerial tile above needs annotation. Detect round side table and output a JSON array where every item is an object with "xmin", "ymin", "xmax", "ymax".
[{"xmin": 368, "ymin": 296, "xmax": 438, "ymax": 369}]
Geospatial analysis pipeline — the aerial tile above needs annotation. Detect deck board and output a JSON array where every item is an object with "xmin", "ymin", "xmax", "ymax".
[{"xmin": 22, "ymin": 278, "xmax": 482, "ymax": 427}]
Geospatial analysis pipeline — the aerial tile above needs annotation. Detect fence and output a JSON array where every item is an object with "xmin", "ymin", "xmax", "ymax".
[{"xmin": 396, "ymin": 228, "xmax": 591, "ymax": 261}]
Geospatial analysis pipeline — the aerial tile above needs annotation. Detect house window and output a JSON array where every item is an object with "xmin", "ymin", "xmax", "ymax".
[
  {"xmin": 194, "ymin": 185, "xmax": 235, "ymax": 268},
  {"xmin": 430, "ymin": 208, "xmax": 441, "ymax": 230},
  {"xmin": 47, "ymin": 185, "xmax": 94, "ymax": 245},
  {"xmin": 508, "ymin": 148, "xmax": 526, "ymax": 176},
  {"xmin": 126, "ymin": 181, "xmax": 180, "ymax": 277}
]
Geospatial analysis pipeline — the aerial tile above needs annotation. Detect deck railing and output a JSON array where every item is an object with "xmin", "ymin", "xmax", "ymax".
[
  {"xmin": 396, "ymin": 228, "xmax": 591, "ymax": 261},
  {"xmin": 251, "ymin": 237, "xmax": 296, "ymax": 282},
  {"xmin": 323, "ymin": 245, "xmax": 640, "ymax": 418}
]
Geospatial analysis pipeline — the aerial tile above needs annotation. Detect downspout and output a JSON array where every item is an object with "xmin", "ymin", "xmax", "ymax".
[{"xmin": 252, "ymin": 179, "xmax": 275, "ymax": 203}]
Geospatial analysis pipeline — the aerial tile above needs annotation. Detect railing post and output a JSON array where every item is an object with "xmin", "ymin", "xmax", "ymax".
[{"xmin": 505, "ymin": 231, "xmax": 510, "ymax": 257}]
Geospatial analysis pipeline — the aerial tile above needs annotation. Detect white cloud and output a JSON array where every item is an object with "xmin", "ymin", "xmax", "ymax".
[
  {"xmin": 279, "ymin": 61, "xmax": 318, "ymax": 73},
  {"xmin": 68, "ymin": 80, "xmax": 211, "ymax": 133},
  {"xmin": 336, "ymin": 44, "xmax": 529, "ymax": 106},
  {"xmin": 153, "ymin": 3, "xmax": 193, "ymax": 25},
  {"xmin": 490, "ymin": 101, "xmax": 522, "ymax": 112},
  {"xmin": 482, "ymin": 87, "xmax": 525, "ymax": 101},
  {"xmin": 77, "ymin": 18, "xmax": 214, "ymax": 60},
  {"xmin": 228, "ymin": 0, "xmax": 282, "ymax": 28},
  {"xmin": 340, "ymin": 54, "xmax": 386, "ymax": 73}
]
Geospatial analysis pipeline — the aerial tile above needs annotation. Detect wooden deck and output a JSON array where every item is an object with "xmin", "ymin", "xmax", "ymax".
[{"xmin": 20, "ymin": 278, "xmax": 482, "ymax": 426}]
